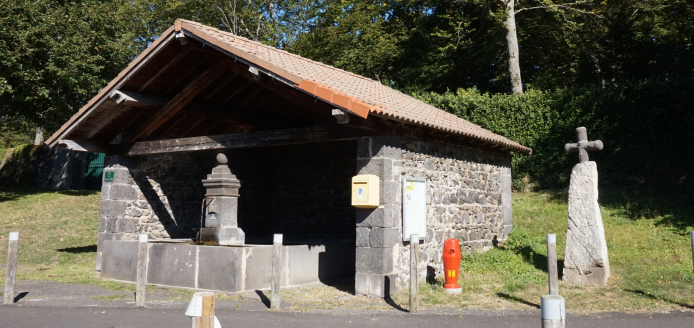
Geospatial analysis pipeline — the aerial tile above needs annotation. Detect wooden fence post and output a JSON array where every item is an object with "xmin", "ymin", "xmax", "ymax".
[
  {"xmin": 136, "ymin": 234, "xmax": 148, "ymax": 307},
  {"xmin": 4, "ymin": 232, "xmax": 19, "ymax": 305},
  {"xmin": 410, "ymin": 234, "xmax": 419, "ymax": 314},
  {"xmin": 271, "ymin": 234, "xmax": 283, "ymax": 310},
  {"xmin": 546, "ymin": 234, "xmax": 558, "ymax": 295},
  {"xmin": 192, "ymin": 292, "xmax": 215, "ymax": 328},
  {"xmin": 541, "ymin": 234, "xmax": 565, "ymax": 328}
]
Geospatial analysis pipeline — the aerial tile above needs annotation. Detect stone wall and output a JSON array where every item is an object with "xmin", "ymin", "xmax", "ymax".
[
  {"xmin": 354, "ymin": 136, "xmax": 512, "ymax": 297},
  {"xmin": 96, "ymin": 141, "xmax": 357, "ymax": 269}
]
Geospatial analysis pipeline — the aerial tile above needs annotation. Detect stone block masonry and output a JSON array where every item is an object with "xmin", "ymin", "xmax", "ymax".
[
  {"xmin": 355, "ymin": 136, "xmax": 512, "ymax": 297},
  {"xmin": 95, "ymin": 142, "xmax": 357, "ymax": 271}
]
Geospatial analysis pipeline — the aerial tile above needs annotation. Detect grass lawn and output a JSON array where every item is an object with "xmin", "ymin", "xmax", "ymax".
[
  {"xmin": 0, "ymin": 188, "xmax": 132, "ymax": 292},
  {"xmin": 394, "ymin": 188, "xmax": 694, "ymax": 313},
  {"xmin": 1, "ymin": 187, "xmax": 693, "ymax": 313}
]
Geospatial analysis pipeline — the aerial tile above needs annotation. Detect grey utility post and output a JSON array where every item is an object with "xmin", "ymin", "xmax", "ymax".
[
  {"xmin": 4, "ymin": 232, "xmax": 19, "ymax": 305},
  {"xmin": 541, "ymin": 234, "xmax": 565, "ymax": 328},
  {"xmin": 271, "ymin": 234, "xmax": 283, "ymax": 310},
  {"xmin": 136, "ymin": 234, "xmax": 148, "ymax": 307},
  {"xmin": 690, "ymin": 232, "xmax": 694, "ymax": 277},
  {"xmin": 410, "ymin": 234, "xmax": 419, "ymax": 314},
  {"xmin": 564, "ymin": 127, "xmax": 603, "ymax": 163}
]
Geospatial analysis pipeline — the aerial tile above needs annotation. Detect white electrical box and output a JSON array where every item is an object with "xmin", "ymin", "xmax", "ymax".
[
  {"xmin": 402, "ymin": 176, "xmax": 427, "ymax": 241},
  {"xmin": 351, "ymin": 175, "xmax": 380, "ymax": 208}
]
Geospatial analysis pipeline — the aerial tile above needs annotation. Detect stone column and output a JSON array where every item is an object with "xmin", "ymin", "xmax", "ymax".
[
  {"xmin": 563, "ymin": 161, "xmax": 610, "ymax": 286},
  {"xmin": 355, "ymin": 136, "xmax": 402, "ymax": 298},
  {"xmin": 199, "ymin": 153, "xmax": 244, "ymax": 246},
  {"xmin": 96, "ymin": 156, "xmax": 139, "ymax": 271}
]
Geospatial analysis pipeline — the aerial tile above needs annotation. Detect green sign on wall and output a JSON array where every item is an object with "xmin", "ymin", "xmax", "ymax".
[{"xmin": 104, "ymin": 171, "xmax": 114, "ymax": 182}]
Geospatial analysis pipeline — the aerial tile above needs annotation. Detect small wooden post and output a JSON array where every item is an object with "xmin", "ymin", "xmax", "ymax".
[
  {"xmin": 136, "ymin": 234, "xmax": 148, "ymax": 307},
  {"xmin": 409, "ymin": 234, "xmax": 419, "ymax": 314},
  {"xmin": 192, "ymin": 292, "xmax": 215, "ymax": 328},
  {"xmin": 546, "ymin": 234, "xmax": 558, "ymax": 295},
  {"xmin": 271, "ymin": 234, "xmax": 283, "ymax": 310},
  {"xmin": 4, "ymin": 232, "xmax": 19, "ymax": 305}
]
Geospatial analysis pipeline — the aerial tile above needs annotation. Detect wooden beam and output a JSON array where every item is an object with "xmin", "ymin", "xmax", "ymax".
[
  {"xmin": 124, "ymin": 64, "xmax": 227, "ymax": 143},
  {"xmin": 203, "ymin": 73, "xmax": 237, "ymax": 100},
  {"xmin": 138, "ymin": 47, "xmax": 193, "ymax": 92},
  {"xmin": 110, "ymin": 90, "xmax": 166, "ymax": 107},
  {"xmin": 127, "ymin": 125, "xmax": 374, "ymax": 156},
  {"xmin": 164, "ymin": 53, "xmax": 211, "ymax": 94},
  {"xmin": 179, "ymin": 116, "xmax": 208, "ymax": 138},
  {"xmin": 218, "ymin": 79, "xmax": 252, "ymax": 106}
]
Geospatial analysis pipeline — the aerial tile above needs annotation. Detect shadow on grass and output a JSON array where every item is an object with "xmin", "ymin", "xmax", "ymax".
[
  {"xmin": 544, "ymin": 187, "xmax": 694, "ymax": 234},
  {"xmin": 624, "ymin": 289, "xmax": 694, "ymax": 310},
  {"xmin": 0, "ymin": 187, "xmax": 99, "ymax": 202},
  {"xmin": 496, "ymin": 292, "xmax": 540, "ymax": 309},
  {"xmin": 57, "ymin": 245, "xmax": 97, "ymax": 253},
  {"xmin": 517, "ymin": 246, "xmax": 564, "ymax": 278}
]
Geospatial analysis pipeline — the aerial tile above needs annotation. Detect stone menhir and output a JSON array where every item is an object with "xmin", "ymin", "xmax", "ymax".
[
  {"xmin": 199, "ymin": 153, "xmax": 245, "ymax": 245},
  {"xmin": 563, "ymin": 127, "xmax": 609, "ymax": 286}
]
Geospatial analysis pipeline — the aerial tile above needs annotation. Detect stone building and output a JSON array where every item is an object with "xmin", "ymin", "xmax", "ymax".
[{"xmin": 46, "ymin": 19, "xmax": 530, "ymax": 297}]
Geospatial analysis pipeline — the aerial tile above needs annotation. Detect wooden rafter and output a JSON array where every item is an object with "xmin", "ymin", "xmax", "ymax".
[
  {"xmin": 203, "ymin": 73, "xmax": 237, "ymax": 100},
  {"xmin": 138, "ymin": 47, "xmax": 193, "ymax": 92},
  {"xmin": 163, "ymin": 53, "xmax": 211, "ymax": 94},
  {"xmin": 124, "ymin": 63, "xmax": 227, "ymax": 143}
]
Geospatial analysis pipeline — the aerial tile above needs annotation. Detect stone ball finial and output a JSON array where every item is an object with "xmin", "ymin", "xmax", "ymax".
[{"xmin": 216, "ymin": 153, "xmax": 228, "ymax": 165}]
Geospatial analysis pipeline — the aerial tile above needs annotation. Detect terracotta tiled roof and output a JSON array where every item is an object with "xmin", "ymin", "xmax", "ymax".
[
  {"xmin": 177, "ymin": 20, "xmax": 530, "ymax": 154},
  {"xmin": 48, "ymin": 19, "xmax": 530, "ymax": 154}
]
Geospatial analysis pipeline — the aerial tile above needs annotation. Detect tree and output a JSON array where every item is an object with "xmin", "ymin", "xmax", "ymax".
[{"xmin": 0, "ymin": 0, "xmax": 145, "ymax": 137}]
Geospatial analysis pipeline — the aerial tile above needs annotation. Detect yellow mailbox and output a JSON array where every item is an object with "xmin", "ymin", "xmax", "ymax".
[{"xmin": 351, "ymin": 175, "xmax": 380, "ymax": 208}]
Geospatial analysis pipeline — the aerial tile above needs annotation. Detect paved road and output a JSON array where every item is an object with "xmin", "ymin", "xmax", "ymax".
[{"xmin": 2, "ymin": 305, "xmax": 693, "ymax": 328}]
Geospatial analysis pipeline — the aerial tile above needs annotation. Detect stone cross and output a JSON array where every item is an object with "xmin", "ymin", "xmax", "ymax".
[{"xmin": 564, "ymin": 127, "xmax": 603, "ymax": 163}]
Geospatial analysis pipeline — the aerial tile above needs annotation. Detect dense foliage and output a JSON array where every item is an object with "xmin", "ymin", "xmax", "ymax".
[
  {"xmin": 415, "ymin": 79, "xmax": 694, "ymax": 197},
  {"xmin": 0, "ymin": 0, "xmax": 145, "ymax": 132}
]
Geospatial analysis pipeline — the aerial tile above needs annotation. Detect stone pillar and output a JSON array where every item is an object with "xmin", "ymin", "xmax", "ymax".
[
  {"xmin": 563, "ymin": 161, "xmax": 610, "ymax": 286},
  {"xmin": 199, "ymin": 153, "xmax": 244, "ymax": 246},
  {"xmin": 355, "ymin": 136, "xmax": 402, "ymax": 298},
  {"xmin": 96, "ymin": 156, "xmax": 139, "ymax": 271}
]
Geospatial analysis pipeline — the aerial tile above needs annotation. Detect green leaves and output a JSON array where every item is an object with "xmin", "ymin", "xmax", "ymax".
[
  {"xmin": 415, "ymin": 79, "xmax": 694, "ymax": 196},
  {"xmin": 0, "ymin": 0, "xmax": 144, "ymax": 133}
]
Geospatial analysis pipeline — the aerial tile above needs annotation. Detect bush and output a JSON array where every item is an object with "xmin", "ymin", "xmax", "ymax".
[{"xmin": 414, "ymin": 79, "xmax": 694, "ymax": 199}]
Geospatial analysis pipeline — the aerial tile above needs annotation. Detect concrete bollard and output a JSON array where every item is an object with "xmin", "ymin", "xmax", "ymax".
[
  {"xmin": 4, "ymin": 232, "xmax": 19, "ymax": 305},
  {"xmin": 409, "ymin": 234, "xmax": 419, "ymax": 314},
  {"xmin": 271, "ymin": 234, "xmax": 283, "ymax": 310},
  {"xmin": 185, "ymin": 292, "xmax": 219, "ymax": 328},
  {"xmin": 541, "ymin": 234, "xmax": 565, "ymax": 328},
  {"xmin": 136, "ymin": 234, "xmax": 148, "ymax": 307}
]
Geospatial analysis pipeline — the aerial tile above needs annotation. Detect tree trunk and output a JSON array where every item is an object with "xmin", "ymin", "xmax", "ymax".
[
  {"xmin": 34, "ymin": 127, "xmax": 44, "ymax": 145},
  {"xmin": 504, "ymin": 0, "xmax": 523, "ymax": 94}
]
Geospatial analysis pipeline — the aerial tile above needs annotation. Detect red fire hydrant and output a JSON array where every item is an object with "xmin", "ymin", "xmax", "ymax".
[{"xmin": 442, "ymin": 238, "xmax": 462, "ymax": 294}]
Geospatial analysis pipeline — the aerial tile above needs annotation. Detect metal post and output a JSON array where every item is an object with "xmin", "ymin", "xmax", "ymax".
[
  {"xmin": 546, "ymin": 234, "xmax": 558, "ymax": 295},
  {"xmin": 4, "ymin": 232, "xmax": 19, "ymax": 305},
  {"xmin": 690, "ymin": 232, "xmax": 694, "ymax": 277},
  {"xmin": 410, "ymin": 234, "xmax": 419, "ymax": 314},
  {"xmin": 136, "ymin": 234, "xmax": 148, "ymax": 307},
  {"xmin": 271, "ymin": 234, "xmax": 283, "ymax": 310}
]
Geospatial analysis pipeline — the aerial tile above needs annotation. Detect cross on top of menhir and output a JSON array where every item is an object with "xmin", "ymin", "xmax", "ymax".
[{"xmin": 564, "ymin": 127, "xmax": 603, "ymax": 163}]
